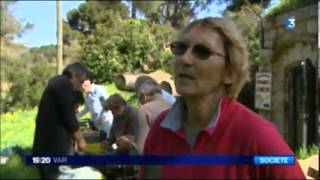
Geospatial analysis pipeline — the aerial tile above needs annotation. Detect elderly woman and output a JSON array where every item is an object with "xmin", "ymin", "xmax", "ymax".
[{"xmin": 141, "ymin": 17, "xmax": 305, "ymax": 179}]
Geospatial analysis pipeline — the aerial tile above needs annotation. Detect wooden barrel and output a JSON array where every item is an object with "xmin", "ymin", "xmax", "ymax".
[
  {"xmin": 115, "ymin": 70, "xmax": 173, "ymax": 91},
  {"xmin": 115, "ymin": 73, "xmax": 144, "ymax": 91},
  {"xmin": 148, "ymin": 71, "xmax": 172, "ymax": 83}
]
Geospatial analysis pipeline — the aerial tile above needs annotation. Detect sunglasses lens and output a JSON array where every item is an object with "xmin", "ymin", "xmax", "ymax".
[
  {"xmin": 170, "ymin": 42, "xmax": 188, "ymax": 55},
  {"xmin": 193, "ymin": 45, "xmax": 212, "ymax": 60}
]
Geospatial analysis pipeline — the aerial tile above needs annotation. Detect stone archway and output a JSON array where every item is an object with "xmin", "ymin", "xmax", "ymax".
[
  {"xmin": 270, "ymin": 38, "xmax": 317, "ymax": 143},
  {"xmin": 284, "ymin": 59, "xmax": 316, "ymax": 150}
]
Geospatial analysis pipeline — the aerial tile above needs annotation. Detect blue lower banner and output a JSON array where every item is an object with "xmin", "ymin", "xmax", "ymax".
[{"xmin": 26, "ymin": 155, "xmax": 295, "ymax": 165}]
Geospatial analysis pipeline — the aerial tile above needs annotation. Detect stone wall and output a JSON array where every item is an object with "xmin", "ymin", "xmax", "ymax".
[{"xmin": 259, "ymin": 4, "xmax": 318, "ymax": 141}]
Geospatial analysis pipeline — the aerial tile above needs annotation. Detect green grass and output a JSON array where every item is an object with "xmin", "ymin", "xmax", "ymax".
[
  {"xmin": 295, "ymin": 144, "xmax": 319, "ymax": 160},
  {"xmin": 1, "ymin": 109, "xmax": 37, "ymax": 151},
  {"xmin": 0, "ymin": 83, "xmax": 137, "ymax": 179},
  {"xmin": 0, "ymin": 153, "xmax": 40, "ymax": 179},
  {"xmin": 104, "ymin": 83, "xmax": 138, "ymax": 107},
  {"xmin": 0, "ymin": 109, "xmax": 39, "ymax": 178}
]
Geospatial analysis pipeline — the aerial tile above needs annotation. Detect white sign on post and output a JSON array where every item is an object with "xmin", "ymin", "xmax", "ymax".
[{"xmin": 255, "ymin": 72, "xmax": 272, "ymax": 110}]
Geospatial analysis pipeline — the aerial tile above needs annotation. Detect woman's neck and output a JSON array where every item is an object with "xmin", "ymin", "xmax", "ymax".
[{"xmin": 183, "ymin": 92, "xmax": 223, "ymax": 130}]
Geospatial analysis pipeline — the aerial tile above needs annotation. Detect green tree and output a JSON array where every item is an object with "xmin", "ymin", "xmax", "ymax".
[
  {"xmin": 138, "ymin": 0, "xmax": 214, "ymax": 28},
  {"xmin": 0, "ymin": 1, "xmax": 33, "ymax": 40},
  {"xmin": 62, "ymin": 19, "xmax": 86, "ymax": 64},
  {"xmin": 30, "ymin": 45, "xmax": 56, "ymax": 63},
  {"xmin": 129, "ymin": 1, "xmax": 164, "ymax": 20},
  {"xmin": 2, "ymin": 54, "xmax": 55, "ymax": 112},
  {"xmin": 80, "ymin": 18, "xmax": 175, "ymax": 84},
  {"xmin": 1, "ymin": 1, "xmax": 33, "ymax": 81},
  {"xmin": 63, "ymin": 1, "xmax": 130, "ymax": 68},
  {"xmin": 0, "ymin": 2, "xmax": 55, "ymax": 112},
  {"xmin": 66, "ymin": 1, "xmax": 128, "ymax": 34},
  {"xmin": 219, "ymin": 0, "xmax": 271, "ymax": 12}
]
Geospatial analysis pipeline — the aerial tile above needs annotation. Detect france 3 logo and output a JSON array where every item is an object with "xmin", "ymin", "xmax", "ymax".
[{"xmin": 284, "ymin": 16, "xmax": 295, "ymax": 30}]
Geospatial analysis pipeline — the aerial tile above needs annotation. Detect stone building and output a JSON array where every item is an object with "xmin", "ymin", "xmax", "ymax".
[{"xmin": 258, "ymin": 3, "xmax": 318, "ymax": 150}]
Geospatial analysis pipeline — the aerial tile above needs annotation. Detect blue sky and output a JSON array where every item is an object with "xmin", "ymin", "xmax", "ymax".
[
  {"xmin": 9, "ymin": 1, "xmax": 227, "ymax": 47},
  {"xmin": 10, "ymin": 1, "xmax": 85, "ymax": 47}
]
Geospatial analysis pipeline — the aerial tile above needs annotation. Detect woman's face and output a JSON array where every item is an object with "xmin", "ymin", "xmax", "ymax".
[{"xmin": 172, "ymin": 25, "xmax": 232, "ymax": 97}]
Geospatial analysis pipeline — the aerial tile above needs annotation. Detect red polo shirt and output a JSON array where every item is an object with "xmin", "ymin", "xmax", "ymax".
[{"xmin": 142, "ymin": 96, "xmax": 305, "ymax": 179}]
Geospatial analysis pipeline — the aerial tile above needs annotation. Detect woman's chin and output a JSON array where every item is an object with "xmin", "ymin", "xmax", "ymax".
[{"xmin": 176, "ymin": 87, "xmax": 196, "ymax": 97}]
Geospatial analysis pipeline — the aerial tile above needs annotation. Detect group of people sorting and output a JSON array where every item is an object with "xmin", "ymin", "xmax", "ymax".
[
  {"xmin": 32, "ymin": 17, "xmax": 305, "ymax": 179},
  {"xmin": 75, "ymin": 75, "xmax": 176, "ymax": 156}
]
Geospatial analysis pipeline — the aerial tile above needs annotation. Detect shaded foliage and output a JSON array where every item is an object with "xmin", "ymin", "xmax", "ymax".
[
  {"xmin": 129, "ymin": 0, "xmax": 214, "ymax": 29},
  {"xmin": 161, "ymin": 0, "xmax": 214, "ymax": 28},
  {"xmin": 224, "ymin": 5, "xmax": 261, "ymax": 111},
  {"xmin": 224, "ymin": 5, "xmax": 260, "ymax": 66},
  {"xmin": 218, "ymin": 0, "xmax": 272, "ymax": 12},
  {"xmin": 266, "ymin": 0, "xmax": 317, "ymax": 17}
]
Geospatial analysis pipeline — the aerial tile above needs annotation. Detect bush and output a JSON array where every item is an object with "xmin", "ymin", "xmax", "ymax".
[
  {"xmin": 80, "ymin": 17, "xmax": 175, "ymax": 84},
  {"xmin": 2, "ymin": 59, "xmax": 55, "ymax": 113},
  {"xmin": 295, "ymin": 144, "xmax": 319, "ymax": 159}
]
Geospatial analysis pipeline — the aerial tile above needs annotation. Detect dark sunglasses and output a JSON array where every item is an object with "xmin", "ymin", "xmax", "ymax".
[{"xmin": 170, "ymin": 41, "xmax": 225, "ymax": 60}]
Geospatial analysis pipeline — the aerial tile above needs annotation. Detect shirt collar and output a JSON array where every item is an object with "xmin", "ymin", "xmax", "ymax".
[
  {"xmin": 160, "ymin": 97, "xmax": 183, "ymax": 131},
  {"xmin": 160, "ymin": 96, "xmax": 222, "ymax": 135}
]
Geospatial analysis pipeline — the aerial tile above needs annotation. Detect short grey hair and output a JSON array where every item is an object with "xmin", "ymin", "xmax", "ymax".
[
  {"xmin": 177, "ymin": 17, "xmax": 249, "ymax": 97},
  {"xmin": 137, "ymin": 83, "xmax": 162, "ymax": 98}
]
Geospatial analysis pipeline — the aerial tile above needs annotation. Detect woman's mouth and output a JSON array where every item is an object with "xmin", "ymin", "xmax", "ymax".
[{"xmin": 178, "ymin": 73, "xmax": 194, "ymax": 80}]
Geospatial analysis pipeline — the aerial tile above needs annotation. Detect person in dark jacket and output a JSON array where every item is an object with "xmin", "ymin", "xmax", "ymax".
[
  {"xmin": 73, "ymin": 90, "xmax": 84, "ymax": 113},
  {"xmin": 102, "ymin": 93, "xmax": 138, "ymax": 155},
  {"xmin": 32, "ymin": 62, "xmax": 89, "ymax": 179}
]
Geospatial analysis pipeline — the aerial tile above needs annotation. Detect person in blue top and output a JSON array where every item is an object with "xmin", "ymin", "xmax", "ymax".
[
  {"xmin": 77, "ymin": 79, "xmax": 113, "ymax": 140},
  {"xmin": 98, "ymin": 109, "xmax": 114, "ymax": 141}
]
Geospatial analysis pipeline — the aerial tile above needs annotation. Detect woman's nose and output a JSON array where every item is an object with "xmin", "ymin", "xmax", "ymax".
[{"xmin": 179, "ymin": 48, "xmax": 194, "ymax": 66}]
